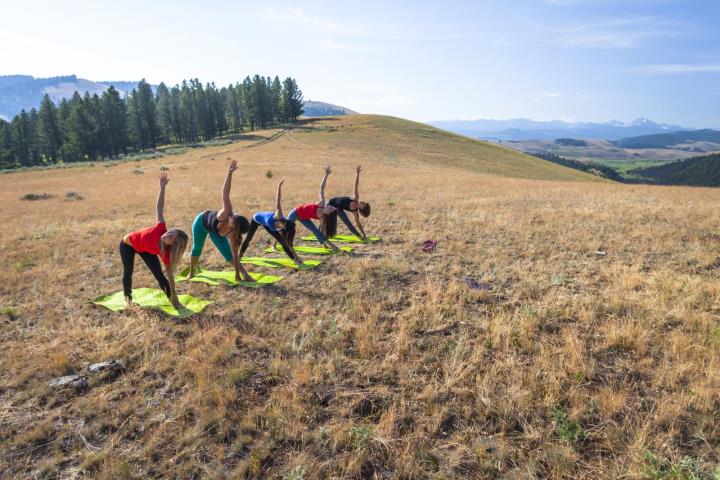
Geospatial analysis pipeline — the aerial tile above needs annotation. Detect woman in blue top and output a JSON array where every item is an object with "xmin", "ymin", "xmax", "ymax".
[
  {"xmin": 239, "ymin": 179, "xmax": 302, "ymax": 264},
  {"xmin": 188, "ymin": 160, "xmax": 253, "ymax": 282}
]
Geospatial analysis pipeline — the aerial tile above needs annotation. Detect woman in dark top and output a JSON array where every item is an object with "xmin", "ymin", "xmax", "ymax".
[
  {"xmin": 239, "ymin": 179, "xmax": 302, "ymax": 263},
  {"xmin": 188, "ymin": 160, "xmax": 253, "ymax": 282},
  {"xmin": 120, "ymin": 173, "xmax": 188, "ymax": 308},
  {"xmin": 322, "ymin": 165, "xmax": 371, "ymax": 239}
]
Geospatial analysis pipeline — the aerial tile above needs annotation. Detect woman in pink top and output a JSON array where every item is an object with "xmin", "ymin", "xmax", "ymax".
[{"xmin": 120, "ymin": 173, "xmax": 188, "ymax": 308}]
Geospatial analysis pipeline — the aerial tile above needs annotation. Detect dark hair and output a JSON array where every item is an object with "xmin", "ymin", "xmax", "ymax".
[
  {"xmin": 281, "ymin": 220, "xmax": 296, "ymax": 246},
  {"xmin": 359, "ymin": 202, "xmax": 371, "ymax": 217},
  {"xmin": 320, "ymin": 210, "xmax": 338, "ymax": 239},
  {"xmin": 232, "ymin": 215, "xmax": 250, "ymax": 236}
]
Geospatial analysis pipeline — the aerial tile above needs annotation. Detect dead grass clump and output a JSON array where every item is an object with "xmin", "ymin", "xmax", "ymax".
[{"xmin": 20, "ymin": 192, "xmax": 55, "ymax": 201}]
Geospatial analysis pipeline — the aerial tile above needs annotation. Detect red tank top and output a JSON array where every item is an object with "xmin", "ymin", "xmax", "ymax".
[
  {"xmin": 295, "ymin": 203, "xmax": 319, "ymax": 220},
  {"xmin": 127, "ymin": 222, "xmax": 171, "ymax": 265}
]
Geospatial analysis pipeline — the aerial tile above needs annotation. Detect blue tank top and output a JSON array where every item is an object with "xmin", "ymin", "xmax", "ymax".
[{"xmin": 253, "ymin": 212, "xmax": 278, "ymax": 232}]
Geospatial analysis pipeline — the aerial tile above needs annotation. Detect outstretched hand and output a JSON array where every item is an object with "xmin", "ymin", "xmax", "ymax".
[
  {"xmin": 159, "ymin": 172, "xmax": 170, "ymax": 188},
  {"xmin": 228, "ymin": 160, "xmax": 238, "ymax": 173},
  {"xmin": 356, "ymin": 165, "xmax": 362, "ymax": 174},
  {"xmin": 323, "ymin": 165, "xmax": 332, "ymax": 175},
  {"xmin": 278, "ymin": 178, "xmax": 285, "ymax": 187}
]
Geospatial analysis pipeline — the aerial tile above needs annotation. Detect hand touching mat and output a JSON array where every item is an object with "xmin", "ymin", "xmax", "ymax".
[
  {"xmin": 300, "ymin": 234, "xmax": 380, "ymax": 244},
  {"xmin": 265, "ymin": 244, "xmax": 353, "ymax": 255},
  {"xmin": 92, "ymin": 288, "xmax": 211, "ymax": 318},
  {"xmin": 241, "ymin": 256, "xmax": 322, "ymax": 270},
  {"xmin": 178, "ymin": 267, "xmax": 283, "ymax": 287}
]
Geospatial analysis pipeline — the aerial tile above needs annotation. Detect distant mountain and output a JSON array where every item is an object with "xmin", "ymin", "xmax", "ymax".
[
  {"xmin": 614, "ymin": 129, "xmax": 720, "ymax": 149},
  {"xmin": 302, "ymin": 100, "xmax": 356, "ymax": 117},
  {"xmin": 0, "ymin": 75, "xmax": 143, "ymax": 120},
  {"xmin": 630, "ymin": 153, "xmax": 720, "ymax": 186},
  {"xmin": 430, "ymin": 118, "xmax": 691, "ymax": 141}
]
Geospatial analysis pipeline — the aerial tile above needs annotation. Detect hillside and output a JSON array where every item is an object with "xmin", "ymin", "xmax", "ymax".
[
  {"xmin": 0, "ymin": 75, "xmax": 139, "ymax": 120},
  {"xmin": 615, "ymin": 129, "xmax": 720, "ymax": 149},
  {"xmin": 301, "ymin": 115, "xmax": 603, "ymax": 182},
  {"xmin": 630, "ymin": 153, "xmax": 720, "ymax": 186},
  {"xmin": 2, "ymin": 115, "xmax": 719, "ymax": 479},
  {"xmin": 302, "ymin": 100, "xmax": 357, "ymax": 117}
]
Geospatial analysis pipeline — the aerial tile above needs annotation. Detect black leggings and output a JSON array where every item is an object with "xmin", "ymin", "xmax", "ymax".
[
  {"xmin": 240, "ymin": 220, "xmax": 295, "ymax": 260},
  {"xmin": 119, "ymin": 240, "xmax": 171, "ymax": 299}
]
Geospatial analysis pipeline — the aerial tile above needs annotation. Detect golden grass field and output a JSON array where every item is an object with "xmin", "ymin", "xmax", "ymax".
[{"xmin": 1, "ymin": 115, "xmax": 719, "ymax": 479}]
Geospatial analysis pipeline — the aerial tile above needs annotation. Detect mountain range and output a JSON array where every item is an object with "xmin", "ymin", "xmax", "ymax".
[
  {"xmin": 0, "ymin": 75, "xmax": 355, "ymax": 121},
  {"xmin": 430, "ymin": 118, "xmax": 697, "ymax": 141}
]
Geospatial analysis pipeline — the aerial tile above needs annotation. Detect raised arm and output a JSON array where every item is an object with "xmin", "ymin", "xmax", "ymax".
[
  {"xmin": 318, "ymin": 165, "xmax": 332, "ymax": 206},
  {"xmin": 156, "ymin": 173, "xmax": 169, "ymax": 223},
  {"xmin": 353, "ymin": 165, "xmax": 362, "ymax": 200},
  {"xmin": 218, "ymin": 160, "xmax": 238, "ymax": 219},
  {"xmin": 274, "ymin": 179, "xmax": 285, "ymax": 219}
]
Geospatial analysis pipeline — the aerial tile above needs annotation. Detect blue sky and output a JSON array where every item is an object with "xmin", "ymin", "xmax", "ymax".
[{"xmin": 1, "ymin": 0, "xmax": 718, "ymax": 127}]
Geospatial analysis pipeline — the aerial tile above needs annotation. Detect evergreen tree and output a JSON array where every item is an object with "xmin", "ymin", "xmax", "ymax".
[
  {"xmin": 63, "ymin": 92, "xmax": 96, "ymax": 161},
  {"xmin": 37, "ymin": 94, "xmax": 62, "ymax": 163},
  {"xmin": 0, "ymin": 119, "xmax": 13, "ymax": 168},
  {"xmin": 281, "ymin": 77, "xmax": 304, "ymax": 122},
  {"xmin": 155, "ymin": 83, "xmax": 173, "ymax": 145},
  {"xmin": 100, "ymin": 86, "xmax": 128, "ymax": 157},
  {"xmin": 11, "ymin": 110, "xmax": 34, "ymax": 166}
]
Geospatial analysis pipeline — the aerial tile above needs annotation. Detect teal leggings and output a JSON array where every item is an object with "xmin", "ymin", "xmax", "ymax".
[{"xmin": 191, "ymin": 213, "xmax": 233, "ymax": 261}]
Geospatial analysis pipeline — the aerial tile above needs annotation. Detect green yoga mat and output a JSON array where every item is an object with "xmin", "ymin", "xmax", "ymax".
[
  {"xmin": 241, "ymin": 256, "xmax": 322, "ymax": 270},
  {"xmin": 177, "ymin": 267, "xmax": 283, "ymax": 287},
  {"xmin": 265, "ymin": 244, "xmax": 353, "ymax": 255},
  {"xmin": 300, "ymin": 234, "xmax": 380, "ymax": 244},
  {"xmin": 92, "ymin": 288, "xmax": 212, "ymax": 318}
]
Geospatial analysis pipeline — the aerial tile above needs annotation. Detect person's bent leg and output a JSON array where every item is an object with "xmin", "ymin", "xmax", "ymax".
[
  {"xmin": 139, "ymin": 252, "xmax": 171, "ymax": 298},
  {"xmin": 337, "ymin": 209, "xmax": 361, "ymax": 237},
  {"xmin": 266, "ymin": 227, "xmax": 295, "ymax": 260},
  {"xmin": 239, "ymin": 220, "xmax": 260, "ymax": 257},
  {"xmin": 300, "ymin": 219, "xmax": 327, "ymax": 245},
  {"xmin": 209, "ymin": 232, "xmax": 233, "ymax": 263},
  {"xmin": 119, "ymin": 240, "xmax": 136, "ymax": 300}
]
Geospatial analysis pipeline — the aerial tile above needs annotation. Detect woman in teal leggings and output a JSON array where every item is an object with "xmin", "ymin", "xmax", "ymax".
[{"xmin": 188, "ymin": 160, "xmax": 253, "ymax": 282}]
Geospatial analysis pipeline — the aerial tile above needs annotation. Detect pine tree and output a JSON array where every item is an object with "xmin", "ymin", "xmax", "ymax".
[
  {"xmin": 0, "ymin": 119, "xmax": 13, "ymax": 168},
  {"xmin": 11, "ymin": 110, "xmax": 34, "ymax": 166},
  {"xmin": 282, "ymin": 77, "xmax": 304, "ymax": 122},
  {"xmin": 155, "ymin": 83, "xmax": 173, "ymax": 145},
  {"xmin": 63, "ymin": 92, "xmax": 95, "ymax": 161},
  {"xmin": 101, "ymin": 86, "xmax": 128, "ymax": 157},
  {"xmin": 37, "ymin": 94, "xmax": 62, "ymax": 163}
]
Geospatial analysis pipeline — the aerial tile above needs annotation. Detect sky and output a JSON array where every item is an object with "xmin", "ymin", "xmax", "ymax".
[{"xmin": 1, "ymin": 0, "xmax": 719, "ymax": 127}]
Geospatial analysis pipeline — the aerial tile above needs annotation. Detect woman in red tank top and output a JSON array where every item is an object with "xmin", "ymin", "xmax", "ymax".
[
  {"xmin": 120, "ymin": 173, "xmax": 189, "ymax": 308},
  {"xmin": 284, "ymin": 166, "xmax": 342, "ymax": 254}
]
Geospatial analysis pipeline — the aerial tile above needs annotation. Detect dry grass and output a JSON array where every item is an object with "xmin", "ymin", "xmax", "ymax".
[{"xmin": 0, "ymin": 115, "xmax": 719, "ymax": 479}]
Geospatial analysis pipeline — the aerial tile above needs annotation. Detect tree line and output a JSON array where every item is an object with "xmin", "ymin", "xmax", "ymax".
[{"xmin": 0, "ymin": 75, "xmax": 304, "ymax": 169}]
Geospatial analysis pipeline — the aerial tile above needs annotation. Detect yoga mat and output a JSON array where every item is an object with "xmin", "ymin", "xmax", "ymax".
[
  {"xmin": 300, "ymin": 234, "xmax": 380, "ymax": 244},
  {"xmin": 92, "ymin": 288, "xmax": 211, "ymax": 318},
  {"xmin": 177, "ymin": 267, "xmax": 283, "ymax": 287},
  {"xmin": 241, "ymin": 256, "xmax": 322, "ymax": 270},
  {"xmin": 265, "ymin": 244, "xmax": 353, "ymax": 255}
]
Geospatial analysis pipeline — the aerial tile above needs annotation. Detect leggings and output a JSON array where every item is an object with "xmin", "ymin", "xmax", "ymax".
[
  {"xmin": 119, "ymin": 240, "xmax": 170, "ymax": 299},
  {"xmin": 298, "ymin": 219, "xmax": 327, "ymax": 245},
  {"xmin": 191, "ymin": 212, "xmax": 232, "ymax": 261},
  {"xmin": 240, "ymin": 220, "xmax": 295, "ymax": 260},
  {"xmin": 337, "ymin": 209, "xmax": 361, "ymax": 237}
]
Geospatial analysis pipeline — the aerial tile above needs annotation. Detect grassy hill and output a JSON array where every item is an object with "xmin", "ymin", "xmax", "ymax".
[
  {"xmin": 1, "ymin": 114, "xmax": 719, "ymax": 478},
  {"xmin": 630, "ymin": 153, "xmax": 720, "ymax": 186},
  {"xmin": 292, "ymin": 115, "xmax": 604, "ymax": 182}
]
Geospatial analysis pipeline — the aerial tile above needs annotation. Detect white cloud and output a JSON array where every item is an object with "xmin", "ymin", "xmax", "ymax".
[
  {"xmin": 631, "ymin": 63, "xmax": 720, "ymax": 74},
  {"xmin": 539, "ymin": 91, "xmax": 562, "ymax": 98}
]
